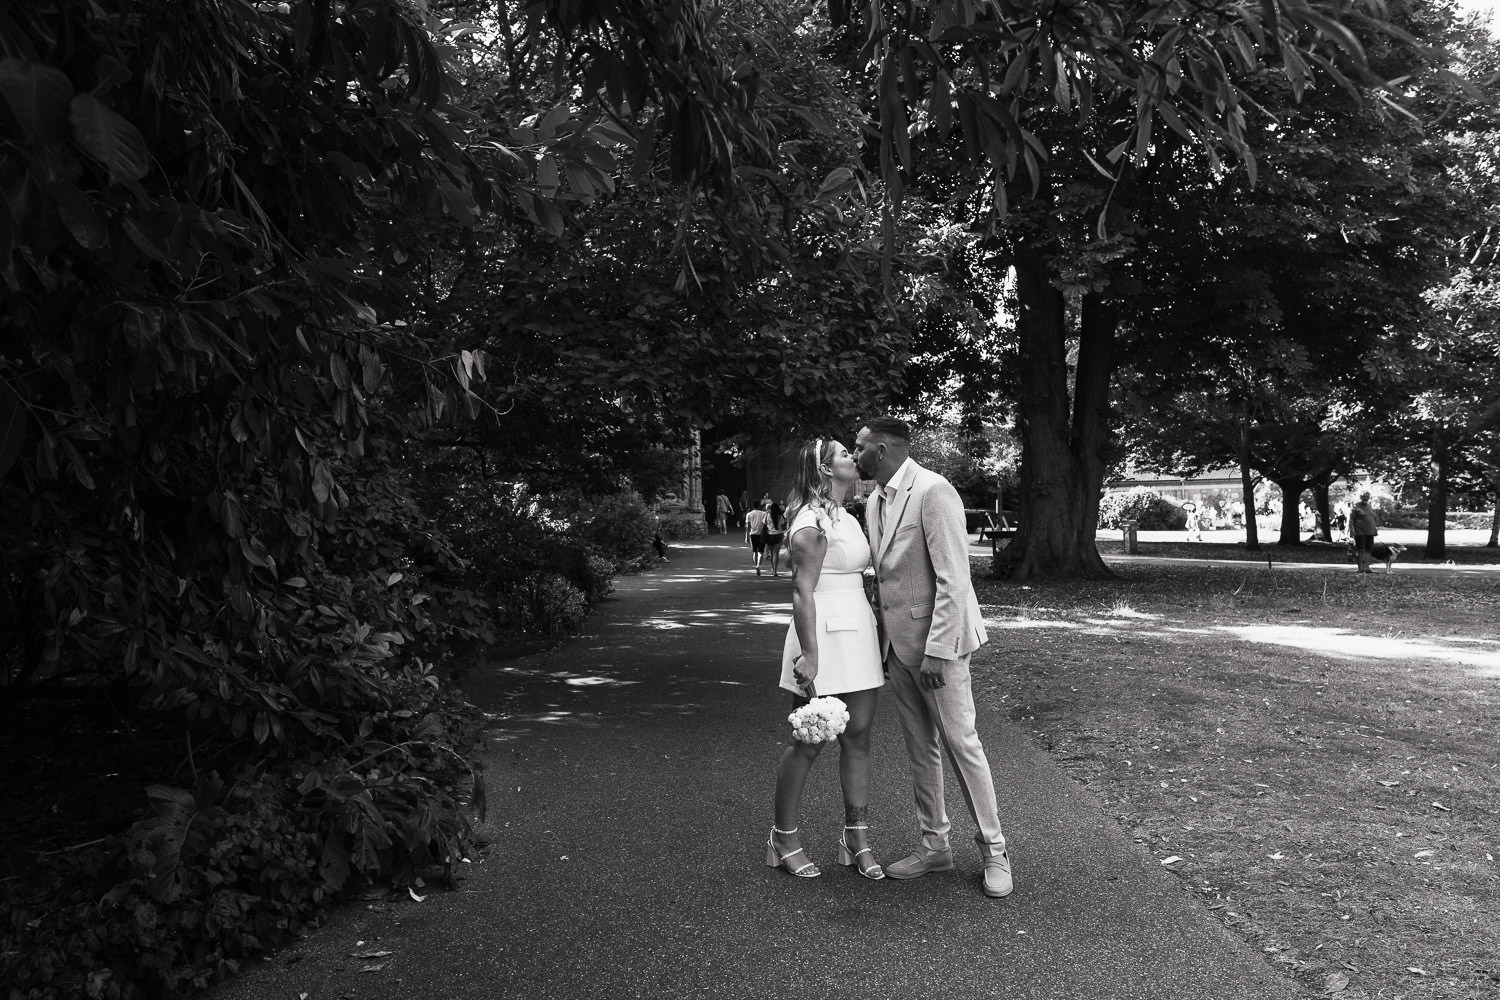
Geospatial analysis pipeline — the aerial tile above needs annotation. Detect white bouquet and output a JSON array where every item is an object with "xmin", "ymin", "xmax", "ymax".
[{"xmin": 788, "ymin": 696, "xmax": 850, "ymax": 743}]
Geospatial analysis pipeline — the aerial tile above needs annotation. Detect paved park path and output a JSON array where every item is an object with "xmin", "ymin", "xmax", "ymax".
[{"xmin": 216, "ymin": 538, "xmax": 1307, "ymax": 1000}]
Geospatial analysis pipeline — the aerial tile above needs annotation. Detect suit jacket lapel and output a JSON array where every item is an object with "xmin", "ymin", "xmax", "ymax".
[{"xmin": 876, "ymin": 474, "xmax": 915, "ymax": 565}]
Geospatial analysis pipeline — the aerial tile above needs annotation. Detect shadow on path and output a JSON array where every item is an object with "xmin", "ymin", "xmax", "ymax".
[{"xmin": 214, "ymin": 540, "xmax": 1302, "ymax": 1000}]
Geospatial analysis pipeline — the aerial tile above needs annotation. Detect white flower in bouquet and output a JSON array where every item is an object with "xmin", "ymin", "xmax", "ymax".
[{"xmin": 788, "ymin": 696, "xmax": 851, "ymax": 743}]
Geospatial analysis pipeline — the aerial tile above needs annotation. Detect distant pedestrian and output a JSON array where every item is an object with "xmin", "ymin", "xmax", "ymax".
[
  {"xmin": 764, "ymin": 502, "xmax": 786, "ymax": 577},
  {"xmin": 1349, "ymin": 491, "xmax": 1379, "ymax": 573},
  {"xmin": 1333, "ymin": 508, "xmax": 1348, "ymax": 542},
  {"xmin": 715, "ymin": 491, "xmax": 733, "ymax": 534},
  {"xmin": 746, "ymin": 501, "xmax": 774, "ymax": 576},
  {"xmin": 738, "ymin": 490, "xmax": 751, "ymax": 528},
  {"xmin": 652, "ymin": 532, "xmax": 668, "ymax": 562},
  {"xmin": 1184, "ymin": 503, "xmax": 1201, "ymax": 542}
]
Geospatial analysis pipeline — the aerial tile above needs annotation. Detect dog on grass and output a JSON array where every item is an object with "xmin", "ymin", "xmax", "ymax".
[{"xmin": 1345, "ymin": 538, "xmax": 1406, "ymax": 574}]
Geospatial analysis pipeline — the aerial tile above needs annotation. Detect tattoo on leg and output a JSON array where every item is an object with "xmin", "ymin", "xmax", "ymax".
[{"xmin": 845, "ymin": 804, "xmax": 869, "ymax": 824}]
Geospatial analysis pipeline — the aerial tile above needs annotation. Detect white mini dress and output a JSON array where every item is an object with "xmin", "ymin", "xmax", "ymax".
[{"xmin": 778, "ymin": 506, "xmax": 884, "ymax": 696}]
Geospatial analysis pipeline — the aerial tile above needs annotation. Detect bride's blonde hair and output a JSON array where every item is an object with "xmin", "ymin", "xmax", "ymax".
[{"xmin": 784, "ymin": 437, "xmax": 842, "ymax": 530}]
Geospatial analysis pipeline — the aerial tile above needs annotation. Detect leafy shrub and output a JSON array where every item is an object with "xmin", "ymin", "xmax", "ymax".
[
  {"xmin": 0, "ymin": 665, "xmax": 485, "ymax": 1000},
  {"xmin": 577, "ymin": 491, "xmax": 658, "ymax": 571},
  {"xmin": 502, "ymin": 573, "xmax": 589, "ymax": 635},
  {"xmin": 657, "ymin": 514, "xmax": 707, "ymax": 540},
  {"xmin": 1380, "ymin": 508, "xmax": 1428, "ymax": 529},
  {"xmin": 1448, "ymin": 511, "xmax": 1494, "ymax": 530},
  {"xmin": 1098, "ymin": 488, "xmax": 1187, "ymax": 530},
  {"xmin": 578, "ymin": 554, "xmax": 616, "ymax": 604}
]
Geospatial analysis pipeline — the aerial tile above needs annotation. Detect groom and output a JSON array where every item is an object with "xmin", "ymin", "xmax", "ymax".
[{"xmin": 854, "ymin": 418, "xmax": 1012, "ymax": 898}]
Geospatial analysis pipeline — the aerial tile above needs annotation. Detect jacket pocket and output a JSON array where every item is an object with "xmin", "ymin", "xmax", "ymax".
[
  {"xmin": 825, "ymin": 617, "xmax": 861, "ymax": 632},
  {"xmin": 909, "ymin": 603, "xmax": 933, "ymax": 620}
]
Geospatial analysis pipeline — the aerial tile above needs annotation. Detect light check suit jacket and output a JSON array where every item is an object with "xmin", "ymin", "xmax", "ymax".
[{"xmin": 867, "ymin": 461, "xmax": 988, "ymax": 664}]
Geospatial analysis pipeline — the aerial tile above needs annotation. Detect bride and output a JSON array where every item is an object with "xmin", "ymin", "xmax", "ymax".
[{"xmin": 765, "ymin": 438, "xmax": 885, "ymax": 880}]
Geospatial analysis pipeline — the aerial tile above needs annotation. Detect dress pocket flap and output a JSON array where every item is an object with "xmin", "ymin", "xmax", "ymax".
[
  {"xmin": 825, "ymin": 617, "xmax": 861, "ymax": 632},
  {"xmin": 909, "ymin": 603, "xmax": 934, "ymax": 620}
]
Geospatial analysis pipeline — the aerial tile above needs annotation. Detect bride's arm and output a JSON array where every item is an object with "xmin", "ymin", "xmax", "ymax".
[{"xmin": 787, "ymin": 520, "xmax": 827, "ymax": 689}]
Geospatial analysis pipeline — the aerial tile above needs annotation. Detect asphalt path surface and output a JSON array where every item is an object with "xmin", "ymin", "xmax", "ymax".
[{"xmin": 216, "ymin": 538, "xmax": 1304, "ymax": 1000}]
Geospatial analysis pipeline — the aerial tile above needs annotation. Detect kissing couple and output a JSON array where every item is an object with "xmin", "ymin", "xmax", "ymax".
[{"xmin": 765, "ymin": 417, "xmax": 1012, "ymax": 899}]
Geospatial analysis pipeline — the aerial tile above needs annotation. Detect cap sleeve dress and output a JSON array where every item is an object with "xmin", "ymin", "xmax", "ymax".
[{"xmin": 778, "ymin": 507, "xmax": 883, "ymax": 696}]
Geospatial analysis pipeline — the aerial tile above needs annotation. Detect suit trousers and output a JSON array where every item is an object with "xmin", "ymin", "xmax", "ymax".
[{"xmin": 886, "ymin": 650, "xmax": 1006, "ymax": 856}]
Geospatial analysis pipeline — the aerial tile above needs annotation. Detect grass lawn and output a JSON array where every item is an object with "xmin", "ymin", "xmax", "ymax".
[{"xmin": 970, "ymin": 561, "xmax": 1500, "ymax": 1000}]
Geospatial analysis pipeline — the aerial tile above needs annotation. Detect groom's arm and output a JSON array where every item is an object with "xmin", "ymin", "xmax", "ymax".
[{"xmin": 921, "ymin": 476, "xmax": 975, "ymax": 661}]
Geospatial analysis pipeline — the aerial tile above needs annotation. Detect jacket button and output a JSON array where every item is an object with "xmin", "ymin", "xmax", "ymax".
[{"xmin": 881, "ymin": 604, "xmax": 889, "ymax": 610}]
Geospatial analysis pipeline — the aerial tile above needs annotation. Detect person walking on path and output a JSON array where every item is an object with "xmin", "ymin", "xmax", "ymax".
[
  {"xmin": 854, "ymin": 417, "xmax": 1012, "ymax": 899},
  {"xmin": 745, "ymin": 500, "xmax": 773, "ymax": 576},
  {"xmin": 767, "ymin": 438, "xmax": 885, "ymax": 881},
  {"xmin": 765, "ymin": 499, "xmax": 787, "ymax": 576},
  {"xmin": 1350, "ymin": 491, "xmax": 1379, "ymax": 573},
  {"xmin": 1184, "ymin": 503, "xmax": 1201, "ymax": 542},
  {"xmin": 714, "ymin": 491, "xmax": 733, "ymax": 534}
]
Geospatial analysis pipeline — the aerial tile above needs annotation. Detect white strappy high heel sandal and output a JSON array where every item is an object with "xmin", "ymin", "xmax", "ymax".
[
  {"xmin": 836, "ymin": 824, "xmax": 886, "ymax": 880},
  {"xmin": 765, "ymin": 826, "xmax": 820, "ymax": 877}
]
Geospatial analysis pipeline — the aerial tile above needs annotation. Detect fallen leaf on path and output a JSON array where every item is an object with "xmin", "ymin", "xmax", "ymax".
[
  {"xmin": 350, "ymin": 950, "xmax": 393, "ymax": 959},
  {"xmin": 1414, "ymin": 850, "xmax": 1435, "ymax": 858},
  {"xmin": 1269, "ymin": 853, "xmax": 1285, "ymax": 860},
  {"xmin": 408, "ymin": 887, "xmax": 426, "ymax": 902},
  {"xmin": 1161, "ymin": 855, "xmax": 1184, "ymax": 866},
  {"xmin": 1406, "ymin": 967, "xmax": 1428, "ymax": 976},
  {"xmin": 360, "ymin": 962, "xmax": 389, "ymax": 973},
  {"xmin": 1323, "ymin": 971, "xmax": 1349, "ymax": 993},
  {"xmin": 1378, "ymin": 780, "xmax": 1399, "ymax": 787},
  {"xmin": 1431, "ymin": 802, "xmax": 1451, "ymax": 812}
]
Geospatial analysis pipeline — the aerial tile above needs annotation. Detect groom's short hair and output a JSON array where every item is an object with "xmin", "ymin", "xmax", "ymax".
[{"xmin": 863, "ymin": 417, "xmax": 911, "ymax": 442}]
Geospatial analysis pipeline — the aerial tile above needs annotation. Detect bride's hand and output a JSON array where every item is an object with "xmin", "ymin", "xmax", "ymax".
[{"xmin": 792, "ymin": 653, "xmax": 819, "ymax": 690}]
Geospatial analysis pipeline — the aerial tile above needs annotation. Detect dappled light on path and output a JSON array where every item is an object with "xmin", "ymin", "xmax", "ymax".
[
  {"xmin": 623, "ymin": 602, "xmax": 789, "ymax": 632},
  {"xmin": 493, "ymin": 664, "xmax": 641, "ymax": 688},
  {"xmin": 1216, "ymin": 624, "xmax": 1500, "ymax": 677}
]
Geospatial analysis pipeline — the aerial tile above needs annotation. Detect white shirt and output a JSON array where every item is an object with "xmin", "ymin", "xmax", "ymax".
[{"xmin": 874, "ymin": 457, "xmax": 916, "ymax": 538}]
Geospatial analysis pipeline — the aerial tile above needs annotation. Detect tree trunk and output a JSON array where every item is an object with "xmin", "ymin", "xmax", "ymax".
[
  {"xmin": 994, "ymin": 259, "xmax": 1113, "ymax": 580},
  {"xmin": 1311, "ymin": 481, "xmax": 1332, "ymax": 542},
  {"xmin": 1239, "ymin": 402, "xmax": 1259, "ymax": 550},
  {"xmin": 1275, "ymin": 477, "xmax": 1305, "ymax": 545},
  {"xmin": 1427, "ymin": 431, "xmax": 1449, "ymax": 560},
  {"xmin": 1489, "ymin": 466, "xmax": 1499, "ymax": 548}
]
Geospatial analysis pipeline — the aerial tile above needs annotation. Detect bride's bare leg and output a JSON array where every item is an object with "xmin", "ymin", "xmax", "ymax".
[{"xmin": 773, "ymin": 738, "xmax": 824, "ymax": 864}]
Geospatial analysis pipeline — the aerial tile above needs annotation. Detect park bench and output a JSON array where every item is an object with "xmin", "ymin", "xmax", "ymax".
[{"xmin": 966, "ymin": 510, "xmax": 1018, "ymax": 544}]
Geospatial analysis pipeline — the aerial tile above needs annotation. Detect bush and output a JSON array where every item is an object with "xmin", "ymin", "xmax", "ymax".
[
  {"xmin": 1379, "ymin": 509, "xmax": 1494, "ymax": 531},
  {"xmin": 578, "ymin": 554, "xmax": 616, "ymax": 604},
  {"xmin": 1380, "ymin": 508, "xmax": 1427, "ymax": 529},
  {"xmin": 657, "ymin": 514, "xmax": 706, "ymax": 540},
  {"xmin": 0, "ymin": 664, "xmax": 485, "ymax": 1000},
  {"xmin": 1098, "ymin": 488, "xmax": 1186, "ymax": 530},
  {"xmin": 577, "ymin": 491, "xmax": 658, "ymax": 571},
  {"xmin": 502, "ymin": 573, "xmax": 589, "ymax": 636}
]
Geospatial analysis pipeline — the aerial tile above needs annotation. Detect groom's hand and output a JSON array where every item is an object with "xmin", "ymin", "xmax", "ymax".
[{"xmin": 919, "ymin": 655, "xmax": 947, "ymax": 690}]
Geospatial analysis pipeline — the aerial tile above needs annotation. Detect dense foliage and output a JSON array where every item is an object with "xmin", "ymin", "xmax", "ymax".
[
  {"xmin": 0, "ymin": 1, "xmax": 641, "ymax": 995},
  {"xmin": 4, "ymin": 0, "xmax": 1500, "ymax": 995},
  {"xmin": 1097, "ymin": 488, "xmax": 1187, "ymax": 531}
]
